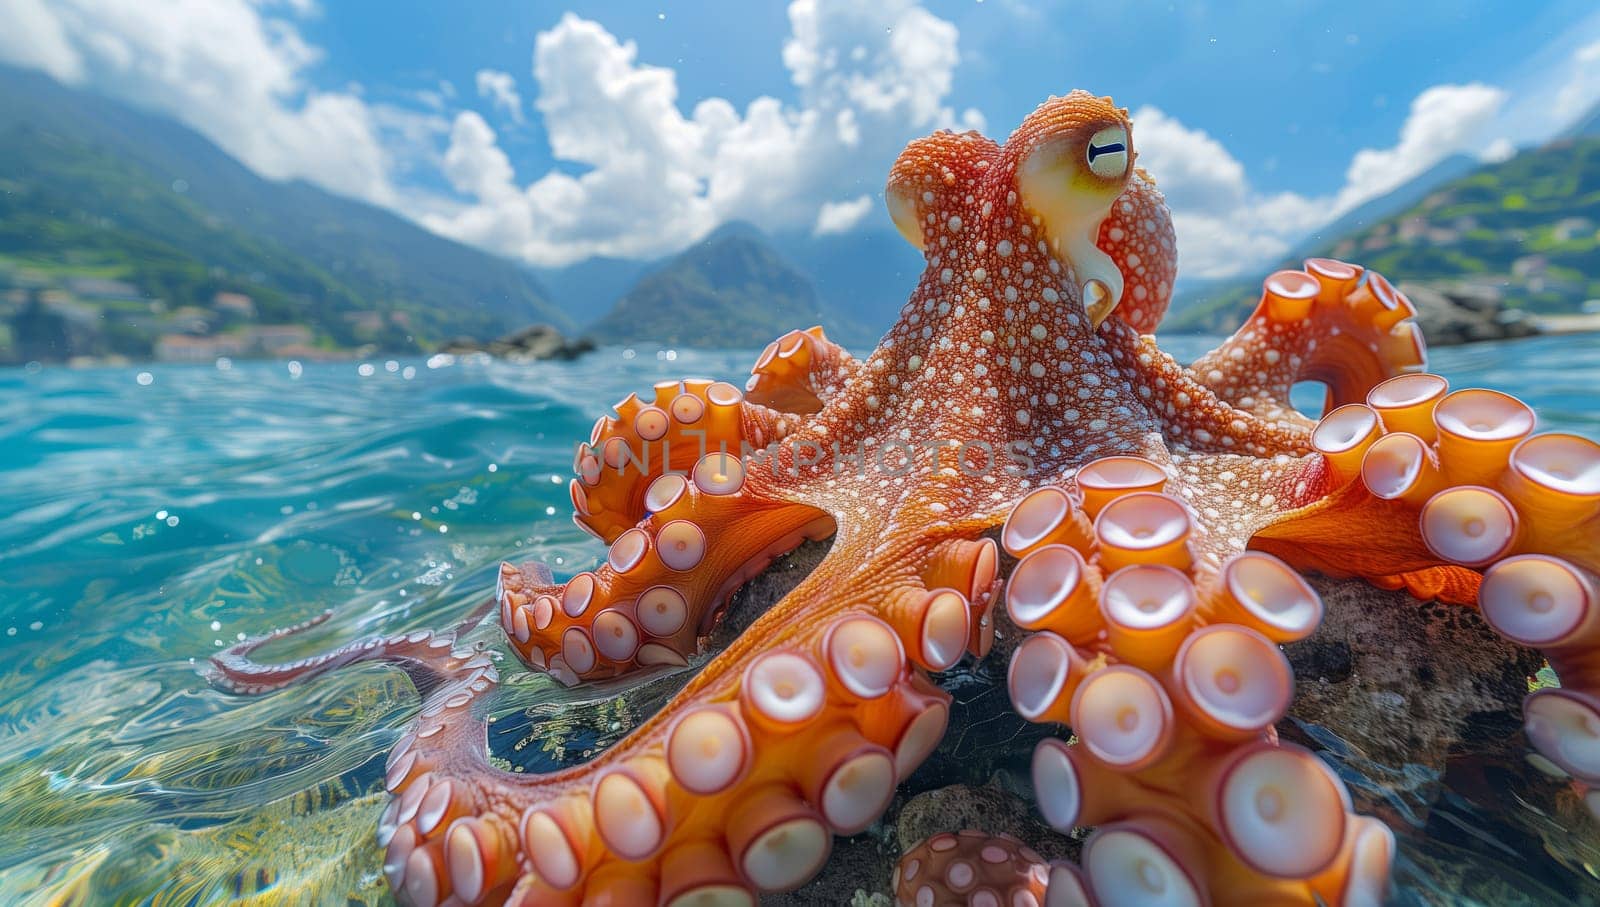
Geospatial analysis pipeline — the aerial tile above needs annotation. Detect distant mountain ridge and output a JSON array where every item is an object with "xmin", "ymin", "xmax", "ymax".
[
  {"xmin": 1167, "ymin": 134, "xmax": 1600, "ymax": 334},
  {"xmin": 0, "ymin": 65, "xmax": 567, "ymax": 361},
  {"xmin": 1168, "ymin": 153, "xmax": 1481, "ymax": 332},
  {"xmin": 588, "ymin": 222, "xmax": 875, "ymax": 348}
]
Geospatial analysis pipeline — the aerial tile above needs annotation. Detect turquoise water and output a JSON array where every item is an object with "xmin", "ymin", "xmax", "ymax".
[{"xmin": 0, "ymin": 334, "xmax": 1597, "ymax": 904}]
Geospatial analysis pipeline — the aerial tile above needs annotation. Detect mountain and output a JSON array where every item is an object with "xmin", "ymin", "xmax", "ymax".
[
  {"xmin": 531, "ymin": 257, "xmax": 652, "ymax": 328},
  {"xmin": 782, "ymin": 226, "xmax": 925, "ymax": 342},
  {"xmin": 533, "ymin": 227, "xmax": 913, "ymax": 349},
  {"xmin": 1305, "ymin": 155, "xmax": 1479, "ymax": 254},
  {"xmin": 1168, "ymin": 154, "xmax": 1482, "ymax": 333},
  {"xmin": 587, "ymin": 222, "xmax": 872, "ymax": 348},
  {"xmin": 0, "ymin": 65, "xmax": 567, "ymax": 361},
  {"xmin": 1561, "ymin": 99, "xmax": 1600, "ymax": 140}
]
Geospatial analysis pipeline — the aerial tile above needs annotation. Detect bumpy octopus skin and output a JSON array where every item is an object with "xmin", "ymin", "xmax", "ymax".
[{"xmin": 206, "ymin": 90, "xmax": 1600, "ymax": 907}]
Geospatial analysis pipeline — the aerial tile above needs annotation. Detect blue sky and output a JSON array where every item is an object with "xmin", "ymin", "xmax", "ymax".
[{"xmin": 5, "ymin": 0, "xmax": 1600, "ymax": 277}]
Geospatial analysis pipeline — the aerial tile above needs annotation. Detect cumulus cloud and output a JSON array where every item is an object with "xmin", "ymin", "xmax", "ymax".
[
  {"xmin": 0, "ymin": 0, "xmax": 415, "ymax": 207},
  {"xmin": 0, "ymin": 0, "xmax": 1546, "ymax": 282},
  {"xmin": 1335, "ymin": 83, "xmax": 1505, "ymax": 212},
  {"xmin": 0, "ymin": 0, "xmax": 84, "ymax": 82},
  {"xmin": 813, "ymin": 195, "xmax": 874, "ymax": 235},
  {"xmin": 424, "ymin": 2, "xmax": 980, "ymax": 266},
  {"xmin": 475, "ymin": 68, "xmax": 524, "ymax": 124},
  {"xmin": 1131, "ymin": 83, "xmax": 1506, "ymax": 278},
  {"xmin": 1480, "ymin": 137, "xmax": 1516, "ymax": 163},
  {"xmin": 1555, "ymin": 39, "xmax": 1600, "ymax": 127}
]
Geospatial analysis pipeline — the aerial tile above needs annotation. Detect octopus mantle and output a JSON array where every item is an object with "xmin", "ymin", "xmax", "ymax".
[{"xmin": 208, "ymin": 91, "xmax": 1600, "ymax": 907}]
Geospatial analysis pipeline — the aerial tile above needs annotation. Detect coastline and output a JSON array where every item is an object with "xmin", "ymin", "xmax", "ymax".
[{"xmin": 1533, "ymin": 311, "xmax": 1600, "ymax": 336}]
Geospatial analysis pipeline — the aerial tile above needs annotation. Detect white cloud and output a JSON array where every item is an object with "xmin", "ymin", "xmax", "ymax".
[
  {"xmin": 814, "ymin": 195, "xmax": 874, "ymax": 235},
  {"xmin": 1130, "ymin": 106, "xmax": 1249, "ymax": 211},
  {"xmin": 0, "ymin": 0, "xmax": 1551, "ymax": 283},
  {"xmin": 0, "ymin": 0, "xmax": 411, "ymax": 207},
  {"xmin": 1131, "ymin": 83, "xmax": 1506, "ymax": 279},
  {"xmin": 0, "ymin": 0, "xmax": 84, "ymax": 82},
  {"xmin": 1131, "ymin": 106, "xmax": 1323, "ymax": 278},
  {"xmin": 1555, "ymin": 39, "xmax": 1600, "ymax": 126},
  {"xmin": 1334, "ymin": 83, "xmax": 1505, "ymax": 212},
  {"xmin": 475, "ymin": 68, "xmax": 524, "ymax": 124},
  {"xmin": 1480, "ymin": 137, "xmax": 1516, "ymax": 163},
  {"xmin": 425, "ymin": 2, "xmax": 976, "ymax": 266}
]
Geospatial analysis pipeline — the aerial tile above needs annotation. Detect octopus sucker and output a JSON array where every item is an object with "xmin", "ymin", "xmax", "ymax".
[{"xmin": 206, "ymin": 89, "xmax": 1598, "ymax": 906}]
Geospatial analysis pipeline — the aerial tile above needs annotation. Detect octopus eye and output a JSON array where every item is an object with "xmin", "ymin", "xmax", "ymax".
[{"xmin": 1086, "ymin": 126, "xmax": 1129, "ymax": 179}]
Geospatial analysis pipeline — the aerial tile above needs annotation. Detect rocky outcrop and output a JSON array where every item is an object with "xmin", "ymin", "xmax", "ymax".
[
  {"xmin": 438, "ymin": 324, "xmax": 595, "ymax": 361},
  {"xmin": 1398, "ymin": 281, "xmax": 1542, "ymax": 347}
]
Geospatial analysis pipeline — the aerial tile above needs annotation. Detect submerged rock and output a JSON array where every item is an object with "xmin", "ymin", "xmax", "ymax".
[
  {"xmin": 1286, "ymin": 576, "xmax": 1543, "ymax": 774},
  {"xmin": 438, "ymin": 323, "xmax": 595, "ymax": 361}
]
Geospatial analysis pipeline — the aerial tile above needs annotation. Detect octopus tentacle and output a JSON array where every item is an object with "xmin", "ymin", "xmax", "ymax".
[
  {"xmin": 218, "ymin": 541, "xmax": 959, "ymax": 904},
  {"xmin": 476, "ymin": 607, "xmax": 950, "ymax": 904},
  {"xmin": 1250, "ymin": 377, "xmax": 1598, "ymax": 579},
  {"xmin": 207, "ymin": 610, "xmax": 523, "ymax": 905},
  {"xmin": 573, "ymin": 378, "xmax": 791, "ymax": 542},
  {"xmin": 499, "ymin": 472, "xmax": 834, "ymax": 683},
  {"xmin": 205, "ymin": 597, "xmax": 497, "ymax": 696},
  {"xmin": 892, "ymin": 831, "xmax": 1050, "ymax": 907},
  {"xmin": 1187, "ymin": 261, "xmax": 1427, "ymax": 426},
  {"xmin": 996, "ymin": 458, "xmax": 1386, "ymax": 904},
  {"xmin": 744, "ymin": 326, "xmax": 864, "ymax": 414},
  {"xmin": 1254, "ymin": 383, "xmax": 1600, "ymax": 801},
  {"xmin": 1112, "ymin": 319, "xmax": 1319, "ymax": 459}
]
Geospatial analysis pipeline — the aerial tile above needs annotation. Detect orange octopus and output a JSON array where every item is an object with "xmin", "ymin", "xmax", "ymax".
[{"xmin": 207, "ymin": 90, "xmax": 1600, "ymax": 906}]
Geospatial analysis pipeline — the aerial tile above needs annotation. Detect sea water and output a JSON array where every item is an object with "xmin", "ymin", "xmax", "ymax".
[{"xmin": 0, "ymin": 334, "xmax": 1596, "ymax": 904}]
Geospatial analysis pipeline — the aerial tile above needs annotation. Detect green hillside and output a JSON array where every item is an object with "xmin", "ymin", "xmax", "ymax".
[
  {"xmin": 1168, "ymin": 138, "xmax": 1600, "ymax": 333},
  {"xmin": 0, "ymin": 66, "xmax": 566, "ymax": 362},
  {"xmin": 589, "ymin": 222, "xmax": 871, "ymax": 348}
]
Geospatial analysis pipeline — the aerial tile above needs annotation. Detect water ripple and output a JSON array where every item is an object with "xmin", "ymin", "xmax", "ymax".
[{"xmin": 0, "ymin": 339, "xmax": 1595, "ymax": 903}]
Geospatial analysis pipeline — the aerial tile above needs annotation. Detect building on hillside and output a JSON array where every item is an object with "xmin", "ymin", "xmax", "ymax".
[
  {"xmin": 1512, "ymin": 255, "xmax": 1549, "ymax": 279},
  {"xmin": 212, "ymin": 292, "xmax": 257, "ymax": 319},
  {"xmin": 155, "ymin": 334, "xmax": 248, "ymax": 363},
  {"xmin": 1552, "ymin": 217, "xmax": 1595, "ymax": 242},
  {"xmin": 66, "ymin": 277, "xmax": 143, "ymax": 302},
  {"xmin": 243, "ymin": 325, "xmax": 314, "ymax": 355},
  {"xmin": 345, "ymin": 311, "xmax": 385, "ymax": 334},
  {"xmin": 168, "ymin": 306, "xmax": 215, "ymax": 334}
]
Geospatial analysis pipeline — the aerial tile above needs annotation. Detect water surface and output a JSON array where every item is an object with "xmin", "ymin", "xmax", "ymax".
[{"xmin": 1, "ymin": 335, "xmax": 1597, "ymax": 904}]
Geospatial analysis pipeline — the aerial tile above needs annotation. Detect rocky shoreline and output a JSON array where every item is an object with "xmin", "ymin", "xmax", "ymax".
[
  {"xmin": 1397, "ymin": 281, "xmax": 1544, "ymax": 347},
  {"xmin": 437, "ymin": 323, "xmax": 595, "ymax": 361}
]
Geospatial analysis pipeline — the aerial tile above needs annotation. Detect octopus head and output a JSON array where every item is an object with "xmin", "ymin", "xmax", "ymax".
[
  {"xmin": 1012, "ymin": 91, "xmax": 1134, "ymax": 328},
  {"xmin": 884, "ymin": 128, "xmax": 1001, "ymax": 252}
]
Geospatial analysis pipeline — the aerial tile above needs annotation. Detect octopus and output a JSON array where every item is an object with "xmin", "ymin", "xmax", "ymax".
[{"xmin": 207, "ymin": 90, "xmax": 1600, "ymax": 906}]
